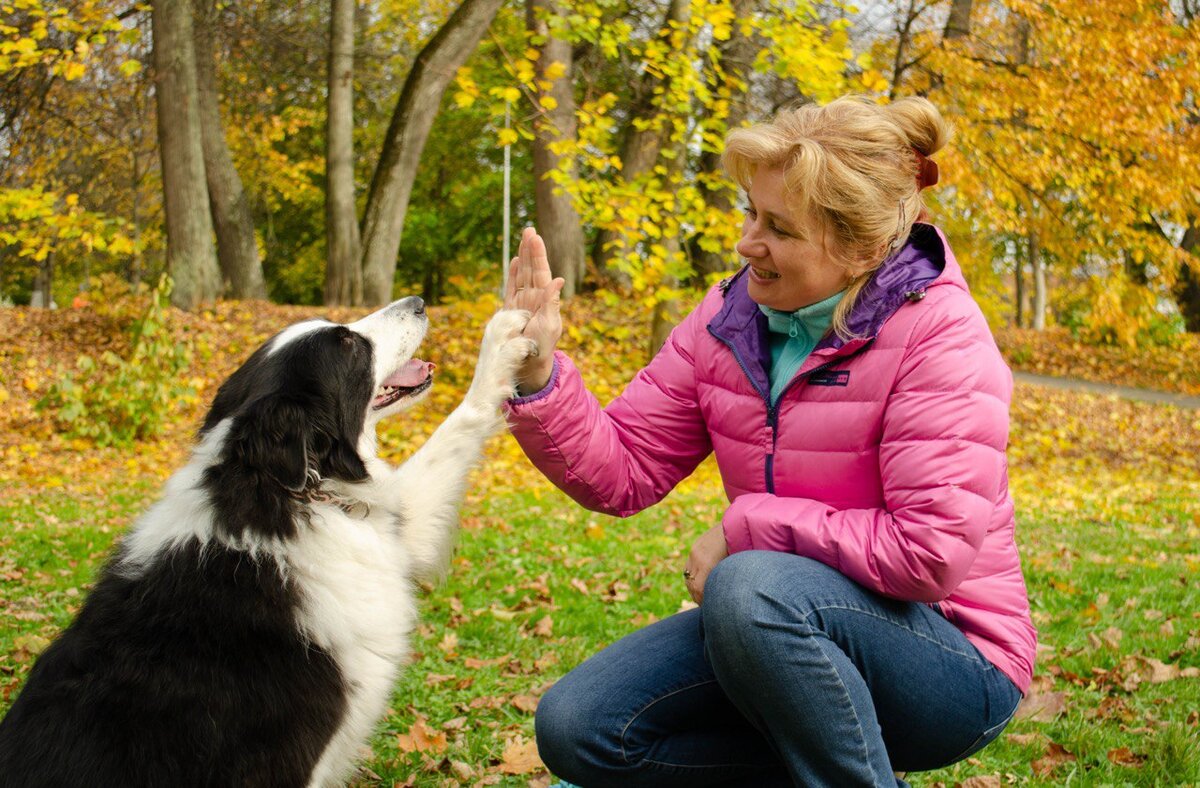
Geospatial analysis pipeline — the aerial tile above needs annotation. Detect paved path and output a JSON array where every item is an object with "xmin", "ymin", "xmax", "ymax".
[{"xmin": 1013, "ymin": 371, "xmax": 1200, "ymax": 410}]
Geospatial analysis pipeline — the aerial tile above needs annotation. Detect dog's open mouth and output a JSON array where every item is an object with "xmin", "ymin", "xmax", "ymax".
[{"xmin": 373, "ymin": 359, "xmax": 435, "ymax": 410}]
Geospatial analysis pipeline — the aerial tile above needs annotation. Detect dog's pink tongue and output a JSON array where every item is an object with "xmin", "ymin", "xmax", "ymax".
[{"xmin": 384, "ymin": 359, "xmax": 434, "ymax": 388}]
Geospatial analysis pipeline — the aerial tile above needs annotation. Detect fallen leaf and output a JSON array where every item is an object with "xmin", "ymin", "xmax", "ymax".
[
  {"xmin": 532, "ymin": 615, "xmax": 554, "ymax": 638},
  {"xmin": 1031, "ymin": 742, "xmax": 1076, "ymax": 776},
  {"xmin": 1015, "ymin": 689, "xmax": 1067, "ymax": 722},
  {"xmin": 12, "ymin": 634, "xmax": 50, "ymax": 656},
  {"xmin": 448, "ymin": 760, "xmax": 474, "ymax": 780},
  {"xmin": 960, "ymin": 776, "xmax": 1001, "ymax": 788},
  {"xmin": 396, "ymin": 716, "xmax": 448, "ymax": 755},
  {"xmin": 570, "ymin": 578, "xmax": 589, "ymax": 595},
  {"xmin": 511, "ymin": 694, "xmax": 540, "ymax": 713},
  {"xmin": 1006, "ymin": 732, "xmax": 1043, "ymax": 746},
  {"xmin": 497, "ymin": 736, "xmax": 544, "ymax": 775},
  {"xmin": 1107, "ymin": 747, "xmax": 1147, "ymax": 767}
]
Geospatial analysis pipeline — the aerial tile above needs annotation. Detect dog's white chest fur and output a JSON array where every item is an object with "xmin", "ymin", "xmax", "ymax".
[{"xmin": 291, "ymin": 506, "xmax": 416, "ymax": 787}]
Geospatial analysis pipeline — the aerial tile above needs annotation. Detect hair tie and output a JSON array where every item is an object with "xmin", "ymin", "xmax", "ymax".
[{"xmin": 914, "ymin": 149, "xmax": 938, "ymax": 190}]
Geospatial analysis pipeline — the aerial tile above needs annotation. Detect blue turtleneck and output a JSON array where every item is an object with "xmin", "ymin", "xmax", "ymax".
[{"xmin": 758, "ymin": 289, "xmax": 846, "ymax": 404}]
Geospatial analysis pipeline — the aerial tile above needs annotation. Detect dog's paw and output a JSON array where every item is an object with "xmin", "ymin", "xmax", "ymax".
[
  {"xmin": 482, "ymin": 309, "xmax": 531, "ymax": 350},
  {"xmin": 469, "ymin": 310, "xmax": 534, "ymax": 407}
]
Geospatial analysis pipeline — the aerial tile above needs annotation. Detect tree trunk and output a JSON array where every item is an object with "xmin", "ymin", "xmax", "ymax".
[
  {"xmin": 129, "ymin": 141, "xmax": 145, "ymax": 286},
  {"xmin": 1175, "ymin": 222, "xmax": 1200, "ymax": 332},
  {"xmin": 191, "ymin": 0, "xmax": 264, "ymax": 299},
  {"xmin": 152, "ymin": 0, "xmax": 221, "ymax": 309},
  {"xmin": 30, "ymin": 251, "xmax": 55, "ymax": 308},
  {"xmin": 1014, "ymin": 255, "xmax": 1025, "ymax": 328},
  {"xmin": 943, "ymin": 0, "xmax": 973, "ymax": 40},
  {"xmin": 693, "ymin": 0, "xmax": 754, "ymax": 280},
  {"xmin": 1030, "ymin": 230, "xmax": 1046, "ymax": 330},
  {"xmin": 358, "ymin": 0, "xmax": 505, "ymax": 305},
  {"xmin": 324, "ymin": 0, "xmax": 362, "ymax": 306},
  {"xmin": 528, "ymin": 0, "xmax": 586, "ymax": 298}
]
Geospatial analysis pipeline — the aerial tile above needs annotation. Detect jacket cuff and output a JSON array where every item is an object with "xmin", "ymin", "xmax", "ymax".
[
  {"xmin": 507, "ymin": 352, "xmax": 563, "ymax": 406},
  {"xmin": 721, "ymin": 497, "xmax": 756, "ymax": 553}
]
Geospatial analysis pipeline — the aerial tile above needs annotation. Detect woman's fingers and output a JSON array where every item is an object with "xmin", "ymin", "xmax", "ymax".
[
  {"xmin": 525, "ymin": 229, "xmax": 552, "ymax": 290},
  {"xmin": 504, "ymin": 256, "xmax": 520, "ymax": 308},
  {"xmin": 519, "ymin": 227, "xmax": 534, "ymax": 293}
]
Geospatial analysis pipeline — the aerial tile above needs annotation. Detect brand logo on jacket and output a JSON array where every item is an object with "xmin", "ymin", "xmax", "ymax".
[{"xmin": 808, "ymin": 370, "xmax": 850, "ymax": 387}]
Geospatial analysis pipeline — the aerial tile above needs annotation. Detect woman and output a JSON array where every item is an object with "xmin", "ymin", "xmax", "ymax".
[{"xmin": 503, "ymin": 95, "xmax": 1035, "ymax": 787}]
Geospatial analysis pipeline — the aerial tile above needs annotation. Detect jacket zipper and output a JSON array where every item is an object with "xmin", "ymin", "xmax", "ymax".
[
  {"xmin": 706, "ymin": 326, "xmax": 774, "ymax": 490},
  {"xmin": 764, "ymin": 339, "xmax": 877, "ymax": 493},
  {"xmin": 708, "ymin": 328, "xmax": 879, "ymax": 494}
]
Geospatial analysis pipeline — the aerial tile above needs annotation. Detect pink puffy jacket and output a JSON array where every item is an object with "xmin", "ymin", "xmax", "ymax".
[{"xmin": 506, "ymin": 224, "xmax": 1036, "ymax": 693}]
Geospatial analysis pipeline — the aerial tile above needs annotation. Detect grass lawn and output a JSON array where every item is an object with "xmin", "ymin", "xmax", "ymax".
[{"xmin": 1, "ymin": 298, "xmax": 1198, "ymax": 785}]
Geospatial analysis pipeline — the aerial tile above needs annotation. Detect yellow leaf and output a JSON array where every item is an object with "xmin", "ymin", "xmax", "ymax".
[
  {"xmin": 496, "ymin": 127, "xmax": 518, "ymax": 147},
  {"xmin": 62, "ymin": 60, "xmax": 86, "ymax": 81}
]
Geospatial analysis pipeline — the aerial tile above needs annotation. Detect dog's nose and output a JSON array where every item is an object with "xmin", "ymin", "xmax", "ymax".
[{"xmin": 395, "ymin": 296, "xmax": 424, "ymax": 316}]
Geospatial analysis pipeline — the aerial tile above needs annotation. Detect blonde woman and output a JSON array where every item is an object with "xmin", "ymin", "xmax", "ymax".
[{"xmin": 504, "ymin": 96, "xmax": 1035, "ymax": 786}]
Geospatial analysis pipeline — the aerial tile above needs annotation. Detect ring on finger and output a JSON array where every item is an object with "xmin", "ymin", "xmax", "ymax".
[{"xmin": 682, "ymin": 568, "xmax": 694, "ymax": 581}]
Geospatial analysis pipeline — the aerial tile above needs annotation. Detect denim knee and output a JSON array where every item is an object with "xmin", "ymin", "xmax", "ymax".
[
  {"xmin": 535, "ymin": 678, "xmax": 591, "ymax": 781},
  {"xmin": 703, "ymin": 552, "xmax": 833, "ymax": 661}
]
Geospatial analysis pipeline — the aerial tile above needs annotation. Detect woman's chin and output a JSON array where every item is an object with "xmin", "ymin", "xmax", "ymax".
[{"xmin": 747, "ymin": 279, "xmax": 790, "ymax": 310}]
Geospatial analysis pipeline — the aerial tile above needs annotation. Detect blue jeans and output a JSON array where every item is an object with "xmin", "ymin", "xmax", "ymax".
[{"xmin": 536, "ymin": 552, "xmax": 1022, "ymax": 787}]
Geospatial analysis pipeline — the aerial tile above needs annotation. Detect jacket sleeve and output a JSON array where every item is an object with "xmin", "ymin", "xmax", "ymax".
[
  {"xmin": 504, "ymin": 300, "xmax": 714, "ymax": 517},
  {"xmin": 721, "ymin": 297, "xmax": 1011, "ymax": 602}
]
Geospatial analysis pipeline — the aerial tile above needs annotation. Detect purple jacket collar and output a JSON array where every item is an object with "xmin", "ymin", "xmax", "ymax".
[{"xmin": 707, "ymin": 223, "xmax": 947, "ymax": 400}]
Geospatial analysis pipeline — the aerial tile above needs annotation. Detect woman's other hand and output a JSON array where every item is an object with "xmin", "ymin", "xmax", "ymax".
[
  {"xmin": 684, "ymin": 525, "xmax": 730, "ymax": 605},
  {"xmin": 505, "ymin": 227, "xmax": 565, "ymax": 394}
]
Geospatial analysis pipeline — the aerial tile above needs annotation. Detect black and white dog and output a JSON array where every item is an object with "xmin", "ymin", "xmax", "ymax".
[{"xmin": 0, "ymin": 299, "xmax": 534, "ymax": 787}]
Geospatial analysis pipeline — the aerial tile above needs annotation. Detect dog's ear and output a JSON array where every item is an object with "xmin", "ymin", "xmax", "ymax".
[
  {"xmin": 230, "ymin": 396, "xmax": 311, "ymax": 492},
  {"xmin": 307, "ymin": 431, "xmax": 368, "ymax": 484}
]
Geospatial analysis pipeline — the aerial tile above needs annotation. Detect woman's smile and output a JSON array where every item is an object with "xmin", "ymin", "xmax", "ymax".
[{"xmin": 748, "ymin": 265, "xmax": 781, "ymax": 282}]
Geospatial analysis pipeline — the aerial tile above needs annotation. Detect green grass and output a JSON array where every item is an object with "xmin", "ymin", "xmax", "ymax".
[{"xmin": 2, "ymin": 469, "xmax": 1198, "ymax": 785}]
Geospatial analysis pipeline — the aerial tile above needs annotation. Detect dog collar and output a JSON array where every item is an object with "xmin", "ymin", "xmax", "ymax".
[{"xmin": 296, "ymin": 489, "xmax": 372, "ymax": 519}]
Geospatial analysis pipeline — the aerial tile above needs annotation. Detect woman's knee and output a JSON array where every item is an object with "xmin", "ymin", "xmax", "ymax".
[
  {"xmin": 702, "ymin": 552, "xmax": 842, "ymax": 659},
  {"xmin": 534, "ymin": 679, "xmax": 592, "ymax": 779},
  {"xmin": 534, "ymin": 671, "xmax": 637, "ymax": 785}
]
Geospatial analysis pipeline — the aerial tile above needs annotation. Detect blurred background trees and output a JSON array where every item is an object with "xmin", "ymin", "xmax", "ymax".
[{"xmin": 2, "ymin": 0, "xmax": 1198, "ymax": 348}]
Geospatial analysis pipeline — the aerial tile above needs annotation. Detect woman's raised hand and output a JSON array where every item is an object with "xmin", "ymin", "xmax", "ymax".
[{"xmin": 504, "ymin": 227, "xmax": 565, "ymax": 394}]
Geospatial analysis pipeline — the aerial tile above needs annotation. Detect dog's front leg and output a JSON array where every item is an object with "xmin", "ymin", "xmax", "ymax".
[{"xmin": 383, "ymin": 309, "xmax": 535, "ymax": 582}]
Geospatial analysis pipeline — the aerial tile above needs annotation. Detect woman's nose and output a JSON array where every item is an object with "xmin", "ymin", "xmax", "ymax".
[{"xmin": 736, "ymin": 234, "xmax": 763, "ymax": 259}]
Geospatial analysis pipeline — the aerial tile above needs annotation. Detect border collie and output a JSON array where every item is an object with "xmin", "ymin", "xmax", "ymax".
[{"xmin": 0, "ymin": 299, "xmax": 535, "ymax": 787}]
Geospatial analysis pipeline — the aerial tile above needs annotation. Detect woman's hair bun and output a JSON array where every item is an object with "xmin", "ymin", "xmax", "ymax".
[{"xmin": 886, "ymin": 96, "xmax": 952, "ymax": 157}]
